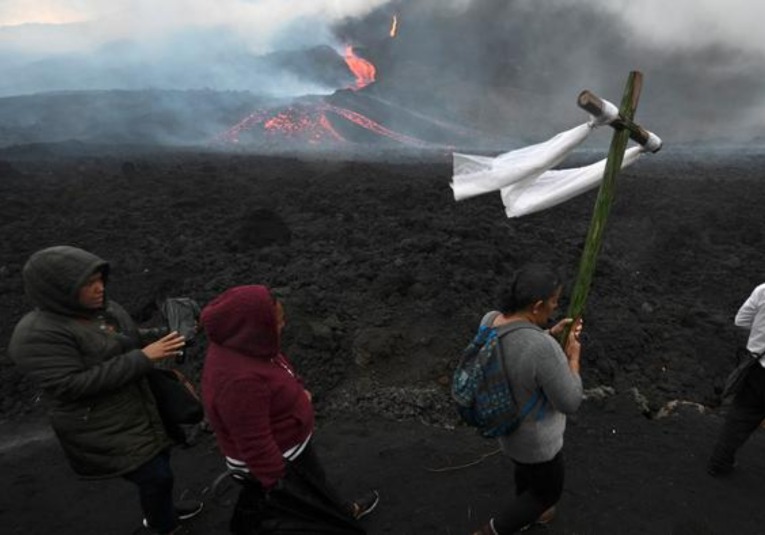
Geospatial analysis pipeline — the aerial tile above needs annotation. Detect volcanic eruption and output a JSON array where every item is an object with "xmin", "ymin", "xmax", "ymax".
[{"xmin": 213, "ymin": 13, "xmax": 475, "ymax": 150}]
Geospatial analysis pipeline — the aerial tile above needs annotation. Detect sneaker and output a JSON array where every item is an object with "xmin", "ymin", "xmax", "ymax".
[
  {"xmin": 143, "ymin": 500, "xmax": 204, "ymax": 531},
  {"xmin": 537, "ymin": 505, "xmax": 556, "ymax": 525},
  {"xmin": 351, "ymin": 490, "xmax": 380, "ymax": 520},
  {"xmin": 520, "ymin": 505, "xmax": 556, "ymax": 531},
  {"xmin": 175, "ymin": 500, "xmax": 204, "ymax": 521}
]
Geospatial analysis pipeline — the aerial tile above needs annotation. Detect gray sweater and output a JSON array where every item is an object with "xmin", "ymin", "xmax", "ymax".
[{"xmin": 481, "ymin": 311, "xmax": 583, "ymax": 463}]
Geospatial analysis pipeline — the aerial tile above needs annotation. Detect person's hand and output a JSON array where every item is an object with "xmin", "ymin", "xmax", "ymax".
[
  {"xmin": 564, "ymin": 318, "xmax": 583, "ymax": 373},
  {"xmin": 569, "ymin": 318, "xmax": 583, "ymax": 344},
  {"xmin": 549, "ymin": 317, "xmax": 584, "ymax": 347},
  {"xmin": 549, "ymin": 317, "xmax": 574, "ymax": 337},
  {"xmin": 142, "ymin": 331, "xmax": 186, "ymax": 361}
]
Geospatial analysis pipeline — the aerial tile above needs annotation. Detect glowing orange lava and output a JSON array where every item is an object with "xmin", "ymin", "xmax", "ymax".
[
  {"xmin": 343, "ymin": 46, "xmax": 376, "ymax": 90},
  {"xmin": 324, "ymin": 104, "xmax": 429, "ymax": 146},
  {"xmin": 215, "ymin": 102, "xmax": 433, "ymax": 148}
]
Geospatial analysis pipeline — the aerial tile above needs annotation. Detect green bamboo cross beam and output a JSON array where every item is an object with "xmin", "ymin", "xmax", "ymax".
[{"xmin": 560, "ymin": 71, "xmax": 644, "ymax": 346}]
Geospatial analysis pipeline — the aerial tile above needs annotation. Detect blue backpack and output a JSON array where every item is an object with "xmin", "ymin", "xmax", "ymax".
[{"xmin": 452, "ymin": 317, "xmax": 544, "ymax": 438}]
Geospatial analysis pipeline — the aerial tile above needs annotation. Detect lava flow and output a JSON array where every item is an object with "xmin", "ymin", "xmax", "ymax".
[
  {"xmin": 344, "ymin": 46, "xmax": 376, "ymax": 90},
  {"xmin": 215, "ymin": 100, "xmax": 434, "ymax": 148},
  {"xmin": 216, "ymin": 105, "xmax": 342, "ymax": 145}
]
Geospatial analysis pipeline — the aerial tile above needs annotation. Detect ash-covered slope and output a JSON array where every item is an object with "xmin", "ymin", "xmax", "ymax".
[{"xmin": 0, "ymin": 89, "xmax": 269, "ymax": 148}]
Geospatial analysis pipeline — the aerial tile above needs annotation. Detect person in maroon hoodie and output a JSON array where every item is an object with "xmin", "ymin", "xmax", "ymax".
[{"xmin": 200, "ymin": 284, "xmax": 379, "ymax": 534}]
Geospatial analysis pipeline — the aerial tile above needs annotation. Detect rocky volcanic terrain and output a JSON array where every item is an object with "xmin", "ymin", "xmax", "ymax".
[{"xmin": 1, "ymin": 146, "xmax": 765, "ymax": 534}]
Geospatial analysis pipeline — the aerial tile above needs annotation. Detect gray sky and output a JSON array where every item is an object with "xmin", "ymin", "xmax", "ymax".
[
  {"xmin": 2, "ymin": 0, "xmax": 762, "ymax": 56},
  {"xmin": 0, "ymin": 0, "xmax": 390, "ymax": 56}
]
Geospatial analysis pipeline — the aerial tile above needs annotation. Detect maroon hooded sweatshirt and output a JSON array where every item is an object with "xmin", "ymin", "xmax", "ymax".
[{"xmin": 200, "ymin": 285, "xmax": 315, "ymax": 489}]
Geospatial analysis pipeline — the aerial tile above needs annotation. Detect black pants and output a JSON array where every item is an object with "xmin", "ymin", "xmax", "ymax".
[
  {"xmin": 709, "ymin": 364, "xmax": 765, "ymax": 471},
  {"xmin": 230, "ymin": 477, "xmax": 266, "ymax": 534},
  {"xmin": 492, "ymin": 451, "xmax": 564, "ymax": 534},
  {"xmin": 123, "ymin": 450, "xmax": 177, "ymax": 534}
]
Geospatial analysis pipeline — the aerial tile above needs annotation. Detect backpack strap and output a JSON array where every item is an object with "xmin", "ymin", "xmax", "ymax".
[
  {"xmin": 518, "ymin": 389, "xmax": 542, "ymax": 419},
  {"xmin": 492, "ymin": 319, "xmax": 548, "ymax": 422}
]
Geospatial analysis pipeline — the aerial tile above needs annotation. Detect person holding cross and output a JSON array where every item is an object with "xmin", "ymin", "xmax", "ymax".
[{"xmin": 470, "ymin": 264, "xmax": 583, "ymax": 535}]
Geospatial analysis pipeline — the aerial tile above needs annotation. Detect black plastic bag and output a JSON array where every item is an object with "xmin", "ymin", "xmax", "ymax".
[
  {"xmin": 722, "ymin": 351, "xmax": 760, "ymax": 399},
  {"xmin": 161, "ymin": 297, "xmax": 200, "ymax": 339},
  {"xmin": 259, "ymin": 466, "xmax": 365, "ymax": 534},
  {"xmin": 159, "ymin": 297, "xmax": 201, "ymax": 363},
  {"xmin": 147, "ymin": 368, "xmax": 204, "ymax": 443},
  {"xmin": 229, "ymin": 452, "xmax": 365, "ymax": 535}
]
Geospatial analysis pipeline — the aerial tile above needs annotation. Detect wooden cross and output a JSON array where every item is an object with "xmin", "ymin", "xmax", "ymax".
[
  {"xmin": 578, "ymin": 89, "xmax": 662, "ymax": 153},
  {"xmin": 560, "ymin": 71, "xmax": 658, "ymax": 346}
]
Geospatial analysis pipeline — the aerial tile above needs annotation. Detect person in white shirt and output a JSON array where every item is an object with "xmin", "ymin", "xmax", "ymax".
[{"xmin": 708, "ymin": 283, "xmax": 765, "ymax": 476}]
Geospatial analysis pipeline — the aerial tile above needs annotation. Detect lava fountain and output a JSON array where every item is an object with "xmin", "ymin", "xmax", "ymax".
[{"xmin": 343, "ymin": 46, "xmax": 376, "ymax": 90}]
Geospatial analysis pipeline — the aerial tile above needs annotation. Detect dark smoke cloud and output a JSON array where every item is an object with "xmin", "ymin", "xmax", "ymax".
[{"xmin": 337, "ymin": 0, "xmax": 765, "ymax": 145}]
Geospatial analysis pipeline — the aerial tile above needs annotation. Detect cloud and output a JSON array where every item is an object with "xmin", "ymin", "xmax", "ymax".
[
  {"xmin": 4, "ymin": 0, "xmax": 765, "ymax": 55},
  {"xmin": 0, "ymin": 0, "xmax": 392, "ymax": 55},
  {"xmin": 0, "ymin": 1, "xmax": 91, "ymax": 27},
  {"xmin": 549, "ymin": 0, "xmax": 765, "ymax": 54}
]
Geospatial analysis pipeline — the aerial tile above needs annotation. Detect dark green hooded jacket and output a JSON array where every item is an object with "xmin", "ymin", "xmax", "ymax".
[{"xmin": 9, "ymin": 246, "xmax": 172, "ymax": 478}]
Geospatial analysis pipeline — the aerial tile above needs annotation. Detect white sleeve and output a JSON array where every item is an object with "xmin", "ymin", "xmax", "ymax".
[{"xmin": 735, "ymin": 285, "xmax": 765, "ymax": 329}]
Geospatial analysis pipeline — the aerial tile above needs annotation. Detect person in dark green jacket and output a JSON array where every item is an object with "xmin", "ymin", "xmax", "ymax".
[{"xmin": 9, "ymin": 245, "xmax": 202, "ymax": 534}]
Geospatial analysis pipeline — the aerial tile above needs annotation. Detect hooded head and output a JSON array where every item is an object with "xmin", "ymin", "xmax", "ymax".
[
  {"xmin": 23, "ymin": 246, "xmax": 110, "ymax": 317},
  {"xmin": 200, "ymin": 285, "xmax": 280, "ymax": 359}
]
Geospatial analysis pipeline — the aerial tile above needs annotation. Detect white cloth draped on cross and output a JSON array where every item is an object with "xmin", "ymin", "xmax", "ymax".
[{"xmin": 450, "ymin": 96, "xmax": 660, "ymax": 218}]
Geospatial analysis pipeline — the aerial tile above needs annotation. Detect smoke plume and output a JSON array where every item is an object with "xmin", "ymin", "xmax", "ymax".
[{"xmin": 1, "ymin": 0, "xmax": 763, "ymax": 146}]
